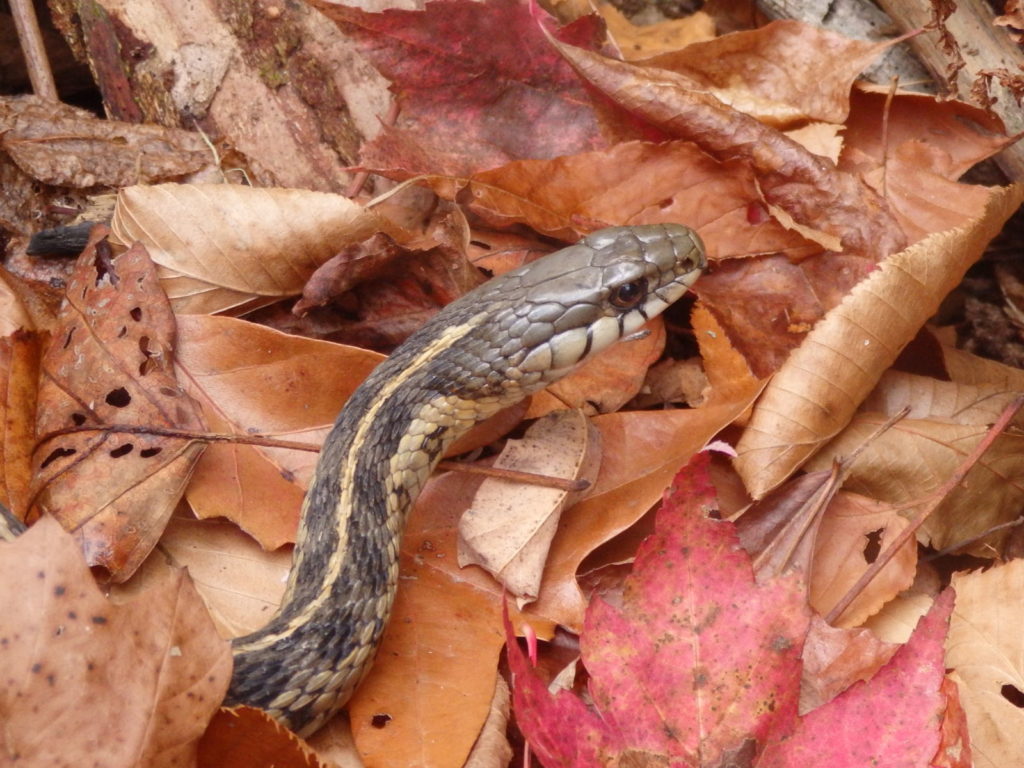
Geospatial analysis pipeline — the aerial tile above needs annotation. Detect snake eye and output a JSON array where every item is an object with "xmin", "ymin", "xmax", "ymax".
[{"xmin": 609, "ymin": 279, "xmax": 647, "ymax": 309}]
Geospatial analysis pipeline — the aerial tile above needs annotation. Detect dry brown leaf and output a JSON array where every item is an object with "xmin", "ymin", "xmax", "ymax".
[
  {"xmin": 734, "ymin": 183, "xmax": 1024, "ymax": 498},
  {"xmin": 110, "ymin": 184, "xmax": 398, "ymax": 315},
  {"xmin": 810, "ymin": 491, "xmax": 916, "ymax": 627},
  {"xmin": 806, "ymin": 414, "xmax": 1024, "ymax": 555},
  {"xmin": 157, "ymin": 516, "xmax": 291, "ymax": 639},
  {"xmin": 946, "ymin": 559, "xmax": 1024, "ymax": 768},
  {"xmin": 0, "ymin": 516, "xmax": 232, "ymax": 766},
  {"xmin": 643, "ymin": 20, "xmax": 894, "ymax": 126},
  {"xmin": 30, "ymin": 232, "xmax": 205, "ymax": 579},
  {"xmin": 463, "ymin": 676, "xmax": 513, "ymax": 768},
  {"xmin": 550, "ymin": 37, "xmax": 906, "ymax": 258},
  {"xmin": 0, "ymin": 330, "xmax": 41, "ymax": 519},
  {"xmin": 600, "ymin": 5, "xmax": 715, "ymax": 60},
  {"xmin": 458, "ymin": 410, "xmax": 601, "ymax": 602},
  {"xmin": 431, "ymin": 140, "xmax": 817, "ymax": 260},
  {"xmin": 0, "ymin": 96, "xmax": 214, "ymax": 188},
  {"xmin": 175, "ymin": 314, "xmax": 383, "ymax": 550},
  {"xmin": 941, "ymin": 344, "xmax": 1024, "ymax": 390},
  {"xmin": 199, "ymin": 707, "xmax": 327, "ymax": 768},
  {"xmin": 862, "ymin": 370, "xmax": 1024, "ymax": 425}
]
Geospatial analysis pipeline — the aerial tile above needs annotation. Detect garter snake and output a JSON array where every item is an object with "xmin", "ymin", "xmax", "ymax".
[{"xmin": 13, "ymin": 224, "xmax": 705, "ymax": 736}]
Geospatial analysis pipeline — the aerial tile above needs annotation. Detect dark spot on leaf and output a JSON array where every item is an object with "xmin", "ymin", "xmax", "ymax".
[
  {"xmin": 658, "ymin": 197, "xmax": 674, "ymax": 210},
  {"xmin": 41, "ymin": 447, "xmax": 76, "ymax": 469},
  {"xmin": 109, "ymin": 443, "xmax": 134, "ymax": 458},
  {"xmin": 71, "ymin": 412, "xmax": 87, "ymax": 426},
  {"xmin": 130, "ymin": 307, "xmax": 142, "ymax": 321},
  {"xmin": 1002, "ymin": 683, "xmax": 1024, "ymax": 708},
  {"xmin": 140, "ymin": 447, "xmax": 162, "ymax": 458},
  {"xmin": 53, "ymin": 585, "xmax": 65, "ymax": 597},
  {"xmin": 371, "ymin": 713, "xmax": 392, "ymax": 728},
  {"xmin": 117, "ymin": 326, "xmax": 127, "ymax": 338},
  {"xmin": 91, "ymin": 616, "xmax": 108, "ymax": 625},
  {"xmin": 159, "ymin": 386, "xmax": 179, "ymax": 397},
  {"xmin": 46, "ymin": 674, "xmax": 55, "ymax": 686},
  {"xmin": 68, "ymin": 611, "xmax": 77, "ymax": 620},
  {"xmin": 31, "ymin": 663, "xmax": 41, "ymax": 674},
  {"xmin": 863, "ymin": 528, "xmax": 883, "ymax": 564},
  {"xmin": 105, "ymin": 387, "xmax": 131, "ymax": 407},
  {"xmin": 36, "ymin": 571, "xmax": 44, "ymax": 579},
  {"xmin": 62, "ymin": 329, "xmax": 75, "ymax": 349}
]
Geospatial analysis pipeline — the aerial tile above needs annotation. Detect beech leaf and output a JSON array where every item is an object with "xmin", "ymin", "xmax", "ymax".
[
  {"xmin": 111, "ymin": 184, "xmax": 396, "ymax": 315},
  {"xmin": 458, "ymin": 409, "xmax": 601, "ymax": 602},
  {"xmin": 734, "ymin": 183, "xmax": 1024, "ymax": 498}
]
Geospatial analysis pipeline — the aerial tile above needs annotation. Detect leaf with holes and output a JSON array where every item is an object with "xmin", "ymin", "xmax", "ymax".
[{"xmin": 29, "ymin": 227, "xmax": 205, "ymax": 580}]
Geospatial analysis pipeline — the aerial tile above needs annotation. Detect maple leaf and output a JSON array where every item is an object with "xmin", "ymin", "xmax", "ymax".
[
  {"xmin": 508, "ymin": 452, "xmax": 961, "ymax": 767},
  {"xmin": 314, "ymin": 0, "xmax": 608, "ymax": 177}
]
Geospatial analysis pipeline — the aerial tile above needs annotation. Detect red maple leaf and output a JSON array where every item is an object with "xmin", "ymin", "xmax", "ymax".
[
  {"xmin": 507, "ymin": 452, "xmax": 961, "ymax": 767},
  {"xmin": 314, "ymin": 0, "xmax": 609, "ymax": 176}
]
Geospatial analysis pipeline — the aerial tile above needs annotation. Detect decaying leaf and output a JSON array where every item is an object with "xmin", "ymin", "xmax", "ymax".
[
  {"xmin": 946, "ymin": 560, "xmax": 1024, "ymax": 768},
  {"xmin": 458, "ymin": 409, "xmax": 601, "ymax": 602},
  {"xmin": 30, "ymin": 230, "xmax": 205, "ymax": 579},
  {"xmin": 0, "ymin": 516, "xmax": 232, "ymax": 767},
  {"xmin": 111, "ymin": 184, "xmax": 398, "ymax": 315},
  {"xmin": 735, "ymin": 183, "xmax": 1024, "ymax": 498},
  {"xmin": 0, "ymin": 96, "xmax": 215, "ymax": 188}
]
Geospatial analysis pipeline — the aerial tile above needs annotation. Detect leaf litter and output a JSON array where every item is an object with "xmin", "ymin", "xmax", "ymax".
[{"xmin": 1, "ymin": 2, "xmax": 1024, "ymax": 767}]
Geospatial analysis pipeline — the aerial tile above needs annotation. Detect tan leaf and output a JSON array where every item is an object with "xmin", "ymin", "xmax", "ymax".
[
  {"xmin": 941, "ymin": 343, "xmax": 1024, "ymax": 390},
  {"xmin": 947, "ymin": 559, "xmax": 1024, "ymax": 768},
  {"xmin": 157, "ymin": 517, "xmax": 291, "ymax": 639},
  {"xmin": 805, "ymin": 414, "xmax": 1024, "ymax": 555},
  {"xmin": 810, "ymin": 491, "xmax": 916, "ymax": 627},
  {"xmin": 734, "ymin": 183, "xmax": 1024, "ymax": 498},
  {"xmin": 0, "ymin": 516, "xmax": 232, "ymax": 767},
  {"xmin": 30, "ymin": 232, "xmax": 205, "ymax": 579},
  {"xmin": 862, "ymin": 369, "xmax": 1024, "ymax": 425},
  {"xmin": 175, "ymin": 314, "xmax": 383, "ymax": 550},
  {"xmin": 458, "ymin": 410, "xmax": 601, "ymax": 602},
  {"xmin": 110, "ymin": 184, "xmax": 398, "ymax": 315}
]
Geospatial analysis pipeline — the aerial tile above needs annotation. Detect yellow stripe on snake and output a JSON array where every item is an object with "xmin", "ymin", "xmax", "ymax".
[{"xmin": 226, "ymin": 225, "xmax": 705, "ymax": 735}]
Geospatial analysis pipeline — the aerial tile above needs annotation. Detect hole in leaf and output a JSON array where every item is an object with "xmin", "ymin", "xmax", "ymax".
[
  {"xmin": 41, "ymin": 447, "xmax": 76, "ymax": 469},
  {"xmin": 863, "ymin": 529, "xmax": 883, "ymax": 564},
  {"xmin": 117, "ymin": 326, "xmax": 128, "ymax": 338},
  {"xmin": 71, "ymin": 413, "xmax": 86, "ymax": 426},
  {"xmin": 105, "ymin": 387, "xmax": 131, "ymax": 408},
  {"xmin": 370, "ymin": 714, "xmax": 392, "ymax": 729},
  {"xmin": 1002, "ymin": 684, "xmax": 1024, "ymax": 708},
  {"xmin": 109, "ymin": 444, "xmax": 133, "ymax": 458},
  {"xmin": 130, "ymin": 307, "xmax": 142, "ymax": 321},
  {"xmin": 657, "ymin": 197, "xmax": 674, "ymax": 210},
  {"xmin": 62, "ymin": 329, "xmax": 75, "ymax": 349},
  {"xmin": 139, "ymin": 447, "xmax": 162, "ymax": 458}
]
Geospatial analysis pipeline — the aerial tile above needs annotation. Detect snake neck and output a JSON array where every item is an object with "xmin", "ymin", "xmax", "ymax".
[{"xmin": 226, "ymin": 316, "xmax": 519, "ymax": 736}]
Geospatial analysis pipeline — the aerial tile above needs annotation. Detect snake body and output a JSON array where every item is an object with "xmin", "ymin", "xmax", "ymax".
[{"xmin": 226, "ymin": 224, "xmax": 706, "ymax": 735}]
